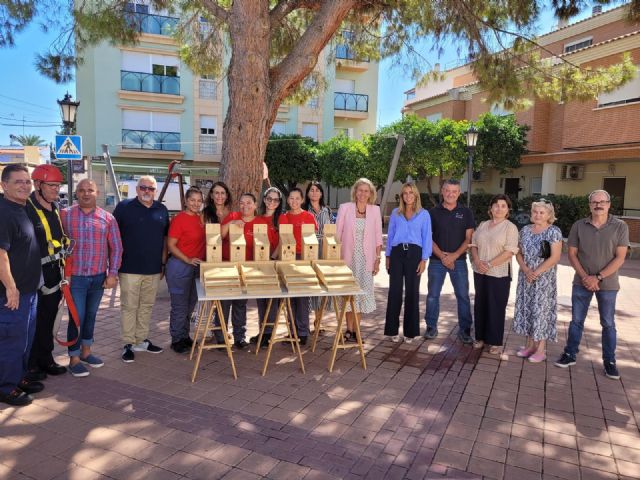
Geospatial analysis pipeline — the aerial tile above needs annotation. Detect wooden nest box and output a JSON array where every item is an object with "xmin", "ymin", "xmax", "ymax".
[
  {"xmin": 278, "ymin": 224, "xmax": 296, "ymax": 261},
  {"xmin": 300, "ymin": 223, "xmax": 318, "ymax": 260},
  {"xmin": 206, "ymin": 224, "xmax": 222, "ymax": 263},
  {"xmin": 253, "ymin": 224, "xmax": 270, "ymax": 262},
  {"xmin": 228, "ymin": 224, "xmax": 246, "ymax": 262},
  {"xmin": 322, "ymin": 224, "xmax": 341, "ymax": 260}
]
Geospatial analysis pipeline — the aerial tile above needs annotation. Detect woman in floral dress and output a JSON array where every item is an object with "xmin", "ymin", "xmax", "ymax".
[{"xmin": 513, "ymin": 199, "xmax": 563, "ymax": 363}]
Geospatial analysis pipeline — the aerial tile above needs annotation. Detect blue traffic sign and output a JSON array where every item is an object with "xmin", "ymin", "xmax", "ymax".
[{"xmin": 55, "ymin": 135, "xmax": 83, "ymax": 160}]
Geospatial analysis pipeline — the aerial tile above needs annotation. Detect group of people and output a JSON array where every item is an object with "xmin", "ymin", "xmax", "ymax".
[
  {"xmin": 0, "ymin": 163, "xmax": 629, "ymax": 407},
  {"xmin": 383, "ymin": 179, "xmax": 629, "ymax": 381}
]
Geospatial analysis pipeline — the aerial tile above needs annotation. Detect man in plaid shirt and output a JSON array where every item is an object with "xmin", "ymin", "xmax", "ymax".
[{"xmin": 62, "ymin": 179, "xmax": 122, "ymax": 377}]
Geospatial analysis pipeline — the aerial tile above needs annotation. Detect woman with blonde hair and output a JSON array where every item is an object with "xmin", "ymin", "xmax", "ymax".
[
  {"xmin": 513, "ymin": 199, "xmax": 563, "ymax": 362},
  {"xmin": 335, "ymin": 178, "xmax": 383, "ymax": 341},
  {"xmin": 384, "ymin": 183, "xmax": 432, "ymax": 342}
]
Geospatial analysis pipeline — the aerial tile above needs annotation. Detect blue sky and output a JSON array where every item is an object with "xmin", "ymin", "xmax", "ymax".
[{"xmin": 0, "ymin": 5, "xmax": 592, "ymax": 147}]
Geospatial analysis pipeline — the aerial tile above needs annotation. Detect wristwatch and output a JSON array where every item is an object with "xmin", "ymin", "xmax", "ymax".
[{"xmin": 596, "ymin": 272, "xmax": 604, "ymax": 282}]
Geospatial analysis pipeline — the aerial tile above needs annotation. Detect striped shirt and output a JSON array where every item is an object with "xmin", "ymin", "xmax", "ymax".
[
  {"xmin": 306, "ymin": 205, "xmax": 333, "ymax": 240},
  {"xmin": 62, "ymin": 205, "xmax": 123, "ymax": 277}
]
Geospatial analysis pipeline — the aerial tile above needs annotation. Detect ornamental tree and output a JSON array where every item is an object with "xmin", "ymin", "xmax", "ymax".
[
  {"xmin": 264, "ymin": 134, "xmax": 318, "ymax": 195},
  {"xmin": 2, "ymin": 0, "xmax": 638, "ymax": 201}
]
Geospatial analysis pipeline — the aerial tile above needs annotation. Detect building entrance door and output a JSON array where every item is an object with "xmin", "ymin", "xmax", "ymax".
[
  {"xmin": 504, "ymin": 178, "xmax": 520, "ymax": 202},
  {"xmin": 602, "ymin": 177, "xmax": 626, "ymax": 214}
]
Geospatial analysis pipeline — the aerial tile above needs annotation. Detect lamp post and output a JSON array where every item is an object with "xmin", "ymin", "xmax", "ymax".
[
  {"xmin": 465, "ymin": 125, "xmax": 479, "ymax": 207},
  {"xmin": 57, "ymin": 93, "xmax": 80, "ymax": 203}
]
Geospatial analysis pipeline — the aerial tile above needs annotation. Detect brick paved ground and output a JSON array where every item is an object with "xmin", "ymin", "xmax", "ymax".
[{"xmin": 1, "ymin": 254, "xmax": 639, "ymax": 480}]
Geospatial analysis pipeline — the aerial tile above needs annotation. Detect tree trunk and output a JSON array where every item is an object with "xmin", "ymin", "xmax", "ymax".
[{"xmin": 220, "ymin": 1, "xmax": 275, "ymax": 204}]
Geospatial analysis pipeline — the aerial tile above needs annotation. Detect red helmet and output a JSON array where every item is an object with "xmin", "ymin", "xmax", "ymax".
[{"xmin": 32, "ymin": 164, "xmax": 64, "ymax": 183}]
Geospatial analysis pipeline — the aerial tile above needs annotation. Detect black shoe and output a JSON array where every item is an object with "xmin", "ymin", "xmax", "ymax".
[
  {"xmin": 133, "ymin": 339, "xmax": 163, "ymax": 353},
  {"xmin": 554, "ymin": 352, "xmax": 576, "ymax": 368},
  {"xmin": 424, "ymin": 326, "xmax": 438, "ymax": 339},
  {"xmin": 18, "ymin": 379, "xmax": 44, "ymax": 395},
  {"xmin": 250, "ymin": 335, "xmax": 270, "ymax": 347},
  {"xmin": 42, "ymin": 363, "xmax": 67, "ymax": 376},
  {"xmin": 25, "ymin": 368, "xmax": 47, "ymax": 382},
  {"xmin": 171, "ymin": 339, "xmax": 190, "ymax": 354},
  {"xmin": 604, "ymin": 361, "xmax": 620, "ymax": 380},
  {"xmin": 122, "ymin": 344, "xmax": 135, "ymax": 363},
  {"xmin": 0, "ymin": 389, "xmax": 33, "ymax": 407},
  {"xmin": 457, "ymin": 330, "xmax": 474, "ymax": 345},
  {"xmin": 184, "ymin": 337, "xmax": 194, "ymax": 347},
  {"xmin": 299, "ymin": 336, "xmax": 308, "ymax": 346},
  {"xmin": 234, "ymin": 339, "xmax": 249, "ymax": 349}
]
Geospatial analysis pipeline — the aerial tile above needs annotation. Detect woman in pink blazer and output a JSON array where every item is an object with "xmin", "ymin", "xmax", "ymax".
[{"xmin": 335, "ymin": 178, "xmax": 383, "ymax": 341}]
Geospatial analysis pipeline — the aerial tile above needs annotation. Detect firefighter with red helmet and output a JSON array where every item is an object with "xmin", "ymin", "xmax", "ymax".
[{"xmin": 25, "ymin": 164, "xmax": 71, "ymax": 379}]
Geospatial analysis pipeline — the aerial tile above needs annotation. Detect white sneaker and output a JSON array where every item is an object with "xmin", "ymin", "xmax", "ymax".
[
  {"xmin": 132, "ymin": 340, "xmax": 164, "ymax": 353},
  {"xmin": 405, "ymin": 337, "xmax": 414, "ymax": 344},
  {"xmin": 391, "ymin": 335, "xmax": 402, "ymax": 343}
]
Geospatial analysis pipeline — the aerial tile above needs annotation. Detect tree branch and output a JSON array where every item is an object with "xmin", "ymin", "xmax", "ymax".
[
  {"xmin": 269, "ymin": 0, "xmax": 360, "ymax": 106},
  {"xmin": 270, "ymin": 0, "xmax": 322, "ymax": 27},
  {"xmin": 200, "ymin": 0, "xmax": 229, "ymax": 22}
]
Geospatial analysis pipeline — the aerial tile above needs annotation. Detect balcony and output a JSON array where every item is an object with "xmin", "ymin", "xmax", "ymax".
[
  {"xmin": 334, "ymin": 92, "xmax": 369, "ymax": 120},
  {"xmin": 335, "ymin": 44, "xmax": 369, "ymax": 72},
  {"xmin": 122, "ymin": 129, "xmax": 181, "ymax": 151},
  {"xmin": 125, "ymin": 12, "xmax": 178, "ymax": 36},
  {"xmin": 121, "ymin": 71, "xmax": 180, "ymax": 95}
]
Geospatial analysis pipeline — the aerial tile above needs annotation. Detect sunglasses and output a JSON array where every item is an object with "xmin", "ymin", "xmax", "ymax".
[
  {"xmin": 538, "ymin": 198, "xmax": 551, "ymax": 204},
  {"xmin": 139, "ymin": 185, "xmax": 156, "ymax": 192},
  {"xmin": 265, "ymin": 197, "xmax": 281, "ymax": 203}
]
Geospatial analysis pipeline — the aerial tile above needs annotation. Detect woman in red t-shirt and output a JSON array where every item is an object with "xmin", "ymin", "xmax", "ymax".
[
  {"xmin": 166, "ymin": 187, "xmax": 206, "ymax": 353},
  {"xmin": 250, "ymin": 187, "xmax": 284, "ymax": 347},
  {"xmin": 220, "ymin": 193, "xmax": 268, "ymax": 348},
  {"xmin": 279, "ymin": 188, "xmax": 317, "ymax": 345}
]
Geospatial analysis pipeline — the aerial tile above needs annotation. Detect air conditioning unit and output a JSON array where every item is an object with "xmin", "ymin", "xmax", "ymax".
[
  {"xmin": 472, "ymin": 170, "xmax": 487, "ymax": 182},
  {"xmin": 562, "ymin": 164, "xmax": 585, "ymax": 180}
]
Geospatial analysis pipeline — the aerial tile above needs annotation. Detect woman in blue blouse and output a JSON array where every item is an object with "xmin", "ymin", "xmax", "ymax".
[{"xmin": 384, "ymin": 183, "xmax": 432, "ymax": 342}]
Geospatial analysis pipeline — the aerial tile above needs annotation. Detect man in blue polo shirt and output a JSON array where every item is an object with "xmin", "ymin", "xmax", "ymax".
[
  {"xmin": 424, "ymin": 179, "xmax": 476, "ymax": 343},
  {"xmin": 113, "ymin": 176, "xmax": 169, "ymax": 362}
]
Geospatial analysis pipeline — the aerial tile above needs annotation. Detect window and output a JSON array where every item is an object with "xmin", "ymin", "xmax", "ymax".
[
  {"xmin": 598, "ymin": 67, "xmax": 640, "ymax": 107},
  {"xmin": 125, "ymin": 2, "xmax": 149, "ymax": 13},
  {"xmin": 530, "ymin": 177, "xmax": 542, "ymax": 195},
  {"xmin": 121, "ymin": 52, "xmax": 179, "ymax": 74},
  {"xmin": 122, "ymin": 110, "xmax": 180, "ymax": 132},
  {"xmin": 152, "ymin": 64, "xmax": 178, "ymax": 77},
  {"xmin": 306, "ymin": 97, "xmax": 319, "ymax": 109},
  {"xmin": 563, "ymin": 37, "xmax": 593, "ymax": 53},
  {"xmin": 490, "ymin": 103, "xmax": 512, "ymax": 116},
  {"xmin": 406, "ymin": 90, "xmax": 416, "ymax": 101},
  {"xmin": 271, "ymin": 121, "xmax": 286, "ymax": 135},
  {"xmin": 335, "ymin": 79, "xmax": 355, "ymax": 93},
  {"xmin": 200, "ymin": 115, "xmax": 216, "ymax": 135},
  {"xmin": 301, "ymin": 122, "xmax": 318, "ymax": 141},
  {"xmin": 426, "ymin": 113, "xmax": 442, "ymax": 122}
]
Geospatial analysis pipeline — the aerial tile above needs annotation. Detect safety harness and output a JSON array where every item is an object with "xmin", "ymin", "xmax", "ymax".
[{"xmin": 28, "ymin": 197, "xmax": 80, "ymax": 346}]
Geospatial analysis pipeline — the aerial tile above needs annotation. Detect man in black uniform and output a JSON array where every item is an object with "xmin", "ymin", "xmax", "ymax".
[
  {"xmin": 25, "ymin": 164, "xmax": 70, "ymax": 379},
  {"xmin": 0, "ymin": 164, "xmax": 44, "ymax": 406}
]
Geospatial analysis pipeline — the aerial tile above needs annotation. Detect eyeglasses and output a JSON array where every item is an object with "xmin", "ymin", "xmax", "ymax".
[
  {"xmin": 138, "ymin": 185, "xmax": 156, "ymax": 192},
  {"xmin": 589, "ymin": 200, "xmax": 610, "ymax": 206},
  {"xmin": 42, "ymin": 182, "xmax": 62, "ymax": 189},
  {"xmin": 265, "ymin": 197, "xmax": 280, "ymax": 203},
  {"xmin": 9, "ymin": 179, "xmax": 32, "ymax": 186}
]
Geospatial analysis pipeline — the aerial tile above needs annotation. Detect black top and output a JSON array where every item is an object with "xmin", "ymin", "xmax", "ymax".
[
  {"xmin": 113, "ymin": 198, "xmax": 170, "ymax": 275},
  {"xmin": 0, "ymin": 196, "xmax": 42, "ymax": 296},
  {"xmin": 26, "ymin": 193, "xmax": 65, "ymax": 287},
  {"xmin": 429, "ymin": 202, "xmax": 476, "ymax": 260}
]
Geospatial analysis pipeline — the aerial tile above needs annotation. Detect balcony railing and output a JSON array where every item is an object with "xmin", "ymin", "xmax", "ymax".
[
  {"xmin": 125, "ymin": 12, "xmax": 178, "ymax": 36},
  {"xmin": 122, "ymin": 129, "xmax": 181, "ymax": 151},
  {"xmin": 121, "ymin": 71, "xmax": 180, "ymax": 95},
  {"xmin": 336, "ymin": 44, "xmax": 369, "ymax": 62},
  {"xmin": 334, "ymin": 92, "xmax": 369, "ymax": 112}
]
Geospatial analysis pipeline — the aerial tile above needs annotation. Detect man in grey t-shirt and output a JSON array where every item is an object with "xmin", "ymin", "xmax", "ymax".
[{"xmin": 554, "ymin": 190, "xmax": 629, "ymax": 380}]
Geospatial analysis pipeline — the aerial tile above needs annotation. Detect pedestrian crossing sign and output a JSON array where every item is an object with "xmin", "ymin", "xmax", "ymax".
[{"xmin": 55, "ymin": 135, "xmax": 83, "ymax": 160}]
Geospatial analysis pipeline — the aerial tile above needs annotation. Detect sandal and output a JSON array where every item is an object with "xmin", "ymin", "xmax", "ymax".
[
  {"xmin": 516, "ymin": 346, "xmax": 535, "ymax": 358},
  {"xmin": 473, "ymin": 340, "xmax": 485, "ymax": 350},
  {"xmin": 528, "ymin": 352, "xmax": 547, "ymax": 363},
  {"xmin": 488, "ymin": 346, "xmax": 501, "ymax": 355},
  {"xmin": 343, "ymin": 330, "xmax": 354, "ymax": 342}
]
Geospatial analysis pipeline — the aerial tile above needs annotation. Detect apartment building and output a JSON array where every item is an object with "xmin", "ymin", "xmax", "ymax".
[
  {"xmin": 402, "ymin": 5, "xmax": 640, "ymax": 216},
  {"xmin": 76, "ymin": 3, "xmax": 379, "ymax": 193}
]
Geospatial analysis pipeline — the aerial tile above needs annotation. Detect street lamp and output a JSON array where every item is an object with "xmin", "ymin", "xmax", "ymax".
[
  {"xmin": 57, "ymin": 93, "xmax": 80, "ymax": 135},
  {"xmin": 465, "ymin": 125, "xmax": 479, "ymax": 207},
  {"xmin": 57, "ymin": 93, "xmax": 80, "ymax": 202}
]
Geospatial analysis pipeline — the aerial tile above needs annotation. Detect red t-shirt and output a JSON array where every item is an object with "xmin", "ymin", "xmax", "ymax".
[
  {"xmin": 168, "ymin": 212, "xmax": 206, "ymax": 260},
  {"xmin": 262, "ymin": 215, "xmax": 279, "ymax": 254},
  {"xmin": 222, "ymin": 212, "xmax": 269, "ymax": 261},
  {"xmin": 280, "ymin": 211, "xmax": 317, "ymax": 254}
]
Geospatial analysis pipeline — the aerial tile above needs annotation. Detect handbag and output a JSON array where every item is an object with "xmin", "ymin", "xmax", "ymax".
[{"xmin": 539, "ymin": 240, "xmax": 551, "ymax": 259}]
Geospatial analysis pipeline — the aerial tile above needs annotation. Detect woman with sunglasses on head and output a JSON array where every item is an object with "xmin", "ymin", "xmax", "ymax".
[
  {"xmin": 279, "ymin": 188, "xmax": 317, "ymax": 345},
  {"xmin": 512, "ymin": 199, "xmax": 562, "ymax": 363},
  {"xmin": 218, "ymin": 193, "xmax": 268, "ymax": 349},
  {"xmin": 470, "ymin": 194, "xmax": 519, "ymax": 355},
  {"xmin": 248, "ymin": 187, "xmax": 284, "ymax": 347},
  {"xmin": 166, "ymin": 187, "xmax": 206, "ymax": 354}
]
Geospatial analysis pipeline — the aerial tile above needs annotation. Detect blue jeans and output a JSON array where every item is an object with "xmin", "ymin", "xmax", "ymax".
[
  {"xmin": 425, "ymin": 259, "xmax": 473, "ymax": 334},
  {"xmin": 68, "ymin": 273, "xmax": 106, "ymax": 357},
  {"xmin": 165, "ymin": 256, "xmax": 198, "ymax": 343},
  {"xmin": 565, "ymin": 284, "xmax": 618, "ymax": 363},
  {"xmin": 0, "ymin": 292, "xmax": 37, "ymax": 394}
]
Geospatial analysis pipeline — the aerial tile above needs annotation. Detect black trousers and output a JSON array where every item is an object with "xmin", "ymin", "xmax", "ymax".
[
  {"xmin": 384, "ymin": 244, "xmax": 423, "ymax": 338},
  {"xmin": 473, "ymin": 273, "xmax": 511, "ymax": 346},
  {"xmin": 28, "ymin": 288, "xmax": 62, "ymax": 370}
]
